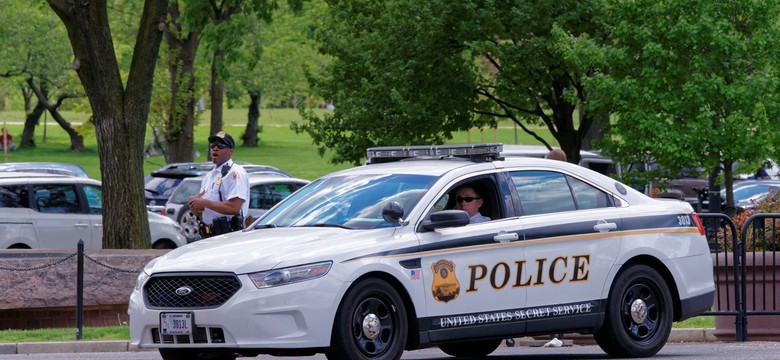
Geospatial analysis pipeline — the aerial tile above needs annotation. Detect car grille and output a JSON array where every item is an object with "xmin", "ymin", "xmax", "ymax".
[{"xmin": 144, "ymin": 274, "xmax": 242, "ymax": 309}]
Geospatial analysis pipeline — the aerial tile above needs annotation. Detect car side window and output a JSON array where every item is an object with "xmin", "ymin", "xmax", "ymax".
[
  {"xmin": 250, "ymin": 183, "xmax": 305, "ymax": 210},
  {"xmin": 34, "ymin": 184, "xmax": 82, "ymax": 214},
  {"xmin": 429, "ymin": 178, "xmax": 500, "ymax": 223},
  {"xmin": 83, "ymin": 185, "xmax": 103, "ymax": 214},
  {"xmin": 510, "ymin": 171, "xmax": 611, "ymax": 216},
  {"xmin": 0, "ymin": 185, "xmax": 28, "ymax": 208}
]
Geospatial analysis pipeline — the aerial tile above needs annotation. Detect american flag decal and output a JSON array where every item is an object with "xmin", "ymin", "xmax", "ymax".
[{"xmin": 410, "ymin": 269, "xmax": 420, "ymax": 280}]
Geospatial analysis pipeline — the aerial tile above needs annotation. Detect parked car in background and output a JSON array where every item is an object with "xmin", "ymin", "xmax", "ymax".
[
  {"xmin": 0, "ymin": 172, "xmax": 186, "ymax": 249},
  {"xmin": 145, "ymin": 162, "xmax": 292, "ymax": 213},
  {"xmin": 162, "ymin": 174, "xmax": 310, "ymax": 241},
  {"xmin": 0, "ymin": 162, "xmax": 89, "ymax": 178},
  {"xmin": 500, "ymin": 144, "xmax": 619, "ymax": 177},
  {"xmin": 701, "ymin": 180, "xmax": 780, "ymax": 213}
]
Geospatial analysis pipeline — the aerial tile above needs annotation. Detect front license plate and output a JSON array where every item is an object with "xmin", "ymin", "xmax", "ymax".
[{"xmin": 160, "ymin": 313, "xmax": 193, "ymax": 335}]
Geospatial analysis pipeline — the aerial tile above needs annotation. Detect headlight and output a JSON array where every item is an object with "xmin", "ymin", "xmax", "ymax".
[
  {"xmin": 248, "ymin": 261, "xmax": 332, "ymax": 289},
  {"xmin": 135, "ymin": 270, "xmax": 150, "ymax": 291}
]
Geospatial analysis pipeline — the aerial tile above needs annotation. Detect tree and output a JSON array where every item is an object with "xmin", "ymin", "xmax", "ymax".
[
  {"xmin": 295, "ymin": 0, "xmax": 608, "ymax": 165},
  {"xmin": 47, "ymin": 0, "xmax": 168, "ymax": 248},
  {"xmin": 590, "ymin": 0, "xmax": 780, "ymax": 212},
  {"xmin": 0, "ymin": 0, "xmax": 87, "ymax": 150},
  {"xmin": 157, "ymin": 0, "xmax": 210, "ymax": 163},
  {"xmin": 157, "ymin": 0, "xmax": 303, "ymax": 162},
  {"xmin": 228, "ymin": 0, "xmax": 327, "ymax": 146}
]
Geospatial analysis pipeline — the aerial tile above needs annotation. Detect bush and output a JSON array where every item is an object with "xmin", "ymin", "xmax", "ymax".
[{"xmin": 721, "ymin": 194, "xmax": 780, "ymax": 252}]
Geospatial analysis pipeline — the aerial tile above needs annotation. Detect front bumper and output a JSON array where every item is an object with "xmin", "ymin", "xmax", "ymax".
[{"xmin": 129, "ymin": 273, "xmax": 344, "ymax": 349}]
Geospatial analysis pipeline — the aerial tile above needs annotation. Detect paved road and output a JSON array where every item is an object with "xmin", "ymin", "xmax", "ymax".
[{"xmin": 1, "ymin": 342, "xmax": 780, "ymax": 360}]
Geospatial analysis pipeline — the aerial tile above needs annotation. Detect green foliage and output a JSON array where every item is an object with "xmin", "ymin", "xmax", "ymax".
[
  {"xmin": 296, "ymin": 0, "xmax": 608, "ymax": 165},
  {"xmin": 591, "ymin": 0, "xmax": 780, "ymax": 203},
  {"xmin": 0, "ymin": 0, "xmax": 84, "ymax": 109},
  {"xmin": 228, "ymin": 0, "xmax": 327, "ymax": 108}
]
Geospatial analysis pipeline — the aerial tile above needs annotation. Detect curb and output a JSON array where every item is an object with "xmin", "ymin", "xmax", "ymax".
[{"xmin": 0, "ymin": 329, "xmax": 717, "ymax": 355}]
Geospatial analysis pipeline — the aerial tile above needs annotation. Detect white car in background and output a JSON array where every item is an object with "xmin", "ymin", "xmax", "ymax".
[
  {"xmin": 129, "ymin": 144, "xmax": 714, "ymax": 360},
  {"xmin": 0, "ymin": 172, "xmax": 186, "ymax": 249},
  {"xmin": 162, "ymin": 174, "xmax": 310, "ymax": 241}
]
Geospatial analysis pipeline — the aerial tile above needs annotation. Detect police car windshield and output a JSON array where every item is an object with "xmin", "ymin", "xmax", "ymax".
[{"xmin": 256, "ymin": 174, "xmax": 436, "ymax": 229}]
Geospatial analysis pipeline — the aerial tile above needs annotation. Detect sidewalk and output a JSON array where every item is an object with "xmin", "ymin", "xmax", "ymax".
[{"xmin": 0, "ymin": 329, "xmax": 717, "ymax": 355}]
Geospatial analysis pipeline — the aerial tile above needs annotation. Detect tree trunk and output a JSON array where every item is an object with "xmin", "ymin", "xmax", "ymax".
[
  {"xmin": 49, "ymin": 107, "xmax": 85, "ymax": 152},
  {"xmin": 163, "ymin": 2, "xmax": 198, "ymax": 163},
  {"xmin": 723, "ymin": 160, "xmax": 736, "ymax": 216},
  {"xmin": 26, "ymin": 78, "xmax": 84, "ymax": 152},
  {"xmin": 48, "ymin": 0, "xmax": 167, "ymax": 249},
  {"xmin": 20, "ymin": 84, "xmax": 33, "ymax": 114},
  {"xmin": 242, "ymin": 91, "xmax": 260, "ymax": 147},
  {"xmin": 20, "ymin": 100, "xmax": 45, "ymax": 149},
  {"xmin": 581, "ymin": 111, "xmax": 609, "ymax": 151},
  {"xmin": 209, "ymin": 49, "xmax": 225, "ymax": 137}
]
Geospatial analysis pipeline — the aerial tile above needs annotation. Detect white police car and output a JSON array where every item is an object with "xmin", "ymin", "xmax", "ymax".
[{"xmin": 129, "ymin": 144, "xmax": 715, "ymax": 360}]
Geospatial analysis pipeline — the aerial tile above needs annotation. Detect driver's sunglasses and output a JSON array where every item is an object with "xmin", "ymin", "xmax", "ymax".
[
  {"xmin": 456, "ymin": 196, "xmax": 481, "ymax": 203},
  {"xmin": 210, "ymin": 143, "xmax": 230, "ymax": 150}
]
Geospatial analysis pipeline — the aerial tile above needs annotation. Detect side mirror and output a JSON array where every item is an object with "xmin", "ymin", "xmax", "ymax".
[
  {"xmin": 382, "ymin": 201, "xmax": 405, "ymax": 223},
  {"xmin": 420, "ymin": 210, "xmax": 470, "ymax": 231}
]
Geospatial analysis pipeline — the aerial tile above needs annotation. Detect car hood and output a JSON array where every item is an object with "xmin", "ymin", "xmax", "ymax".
[{"xmin": 144, "ymin": 227, "xmax": 405, "ymax": 274}]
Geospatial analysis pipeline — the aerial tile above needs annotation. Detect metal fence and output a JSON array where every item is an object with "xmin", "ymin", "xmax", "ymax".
[{"xmin": 699, "ymin": 213, "xmax": 780, "ymax": 341}]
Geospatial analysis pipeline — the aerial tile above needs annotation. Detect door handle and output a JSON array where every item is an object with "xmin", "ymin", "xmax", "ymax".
[
  {"xmin": 73, "ymin": 223, "xmax": 89, "ymax": 228},
  {"xmin": 593, "ymin": 220, "xmax": 617, "ymax": 233},
  {"xmin": 494, "ymin": 230, "xmax": 519, "ymax": 243}
]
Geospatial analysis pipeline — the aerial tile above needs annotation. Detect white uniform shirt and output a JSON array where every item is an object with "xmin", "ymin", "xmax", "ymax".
[
  {"xmin": 470, "ymin": 213, "xmax": 491, "ymax": 223},
  {"xmin": 199, "ymin": 160, "xmax": 249, "ymax": 225}
]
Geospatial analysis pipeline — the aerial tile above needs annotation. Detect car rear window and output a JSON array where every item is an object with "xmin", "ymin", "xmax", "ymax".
[{"xmin": 0, "ymin": 185, "xmax": 28, "ymax": 208}]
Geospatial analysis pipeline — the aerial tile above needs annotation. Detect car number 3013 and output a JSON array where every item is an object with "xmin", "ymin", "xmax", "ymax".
[
  {"xmin": 160, "ymin": 313, "xmax": 192, "ymax": 335},
  {"xmin": 677, "ymin": 215, "xmax": 692, "ymax": 226}
]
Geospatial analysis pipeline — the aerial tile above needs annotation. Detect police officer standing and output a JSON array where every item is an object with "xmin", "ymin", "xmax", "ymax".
[{"xmin": 188, "ymin": 131, "xmax": 249, "ymax": 238}]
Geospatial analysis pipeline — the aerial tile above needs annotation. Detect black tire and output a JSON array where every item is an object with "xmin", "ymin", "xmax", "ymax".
[
  {"xmin": 594, "ymin": 264, "xmax": 673, "ymax": 358},
  {"xmin": 152, "ymin": 239, "xmax": 176, "ymax": 249},
  {"xmin": 439, "ymin": 338, "xmax": 502, "ymax": 358},
  {"xmin": 326, "ymin": 279, "xmax": 407, "ymax": 360},
  {"xmin": 177, "ymin": 205, "xmax": 200, "ymax": 241},
  {"xmin": 158, "ymin": 348, "xmax": 236, "ymax": 360}
]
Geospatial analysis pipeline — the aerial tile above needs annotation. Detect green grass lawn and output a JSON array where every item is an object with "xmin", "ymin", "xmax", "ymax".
[
  {"xmin": 0, "ymin": 316, "xmax": 714, "ymax": 342},
  {"xmin": 0, "ymin": 108, "xmax": 556, "ymax": 181},
  {"xmin": 0, "ymin": 326, "xmax": 129, "ymax": 342}
]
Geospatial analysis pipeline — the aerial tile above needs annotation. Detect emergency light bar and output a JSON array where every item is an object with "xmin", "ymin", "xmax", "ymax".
[{"xmin": 366, "ymin": 143, "xmax": 504, "ymax": 164}]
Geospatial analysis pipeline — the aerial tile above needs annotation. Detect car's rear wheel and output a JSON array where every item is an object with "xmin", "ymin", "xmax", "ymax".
[
  {"xmin": 177, "ymin": 205, "xmax": 200, "ymax": 241},
  {"xmin": 438, "ymin": 338, "xmax": 502, "ymax": 358},
  {"xmin": 327, "ymin": 279, "xmax": 407, "ymax": 360},
  {"xmin": 594, "ymin": 264, "xmax": 673, "ymax": 358},
  {"xmin": 158, "ymin": 348, "xmax": 236, "ymax": 360}
]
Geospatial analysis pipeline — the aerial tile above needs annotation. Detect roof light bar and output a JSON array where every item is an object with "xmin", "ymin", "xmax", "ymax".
[{"xmin": 366, "ymin": 143, "xmax": 504, "ymax": 164}]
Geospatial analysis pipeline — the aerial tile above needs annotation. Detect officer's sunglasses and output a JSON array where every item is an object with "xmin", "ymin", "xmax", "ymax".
[
  {"xmin": 210, "ymin": 143, "xmax": 230, "ymax": 150},
  {"xmin": 456, "ymin": 196, "xmax": 481, "ymax": 203}
]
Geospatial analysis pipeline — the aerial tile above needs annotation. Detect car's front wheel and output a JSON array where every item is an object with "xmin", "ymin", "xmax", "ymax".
[
  {"xmin": 594, "ymin": 264, "xmax": 673, "ymax": 357},
  {"xmin": 327, "ymin": 279, "xmax": 407, "ymax": 360},
  {"xmin": 158, "ymin": 348, "xmax": 236, "ymax": 360}
]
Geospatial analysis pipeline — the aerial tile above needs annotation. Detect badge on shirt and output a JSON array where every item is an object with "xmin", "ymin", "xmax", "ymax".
[{"xmin": 215, "ymin": 177, "xmax": 222, "ymax": 185}]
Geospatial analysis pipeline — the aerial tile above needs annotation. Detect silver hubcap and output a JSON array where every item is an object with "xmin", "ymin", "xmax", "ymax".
[
  {"xmin": 362, "ymin": 313, "xmax": 381, "ymax": 339},
  {"xmin": 630, "ymin": 298, "xmax": 648, "ymax": 324}
]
